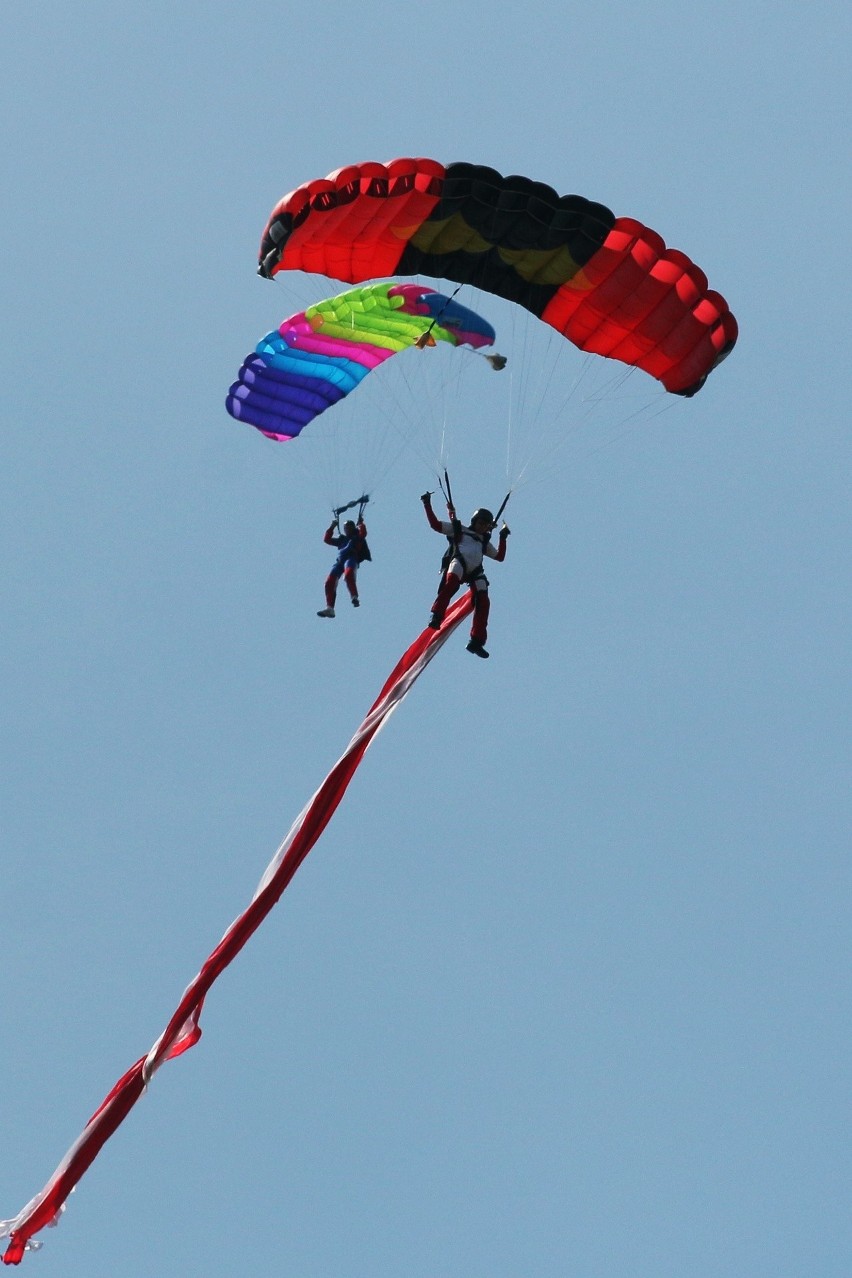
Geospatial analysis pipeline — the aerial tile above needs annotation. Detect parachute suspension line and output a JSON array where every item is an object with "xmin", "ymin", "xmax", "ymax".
[
  {"xmin": 499, "ymin": 306, "xmax": 561, "ymax": 489},
  {"xmin": 509, "ymin": 357, "xmax": 666, "ymax": 495},
  {"xmin": 247, "ymin": 276, "xmax": 501, "ymax": 508},
  {"xmin": 333, "ymin": 343, "xmax": 436, "ymax": 496},
  {"xmin": 504, "ymin": 296, "xmax": 643, "ymax": 490},
  {"xmin": 359, "ymin": 294, "xmax": 488, "ymax": 486},
  {"xmin": 576, "ymin": 388, "xmax": 674, "ymax": 465},
  {"xmin": 343, "ymin": 292, "xmax": 418, "ymax": 501},
  {"xmin": 367, "ymin": 360, "xmax": 448, "ymax": 482},
  {"xmin": 505, "ymin": 365, "xmax": 515, "ymax": 489},
  {"xmin": 437, "ymin": 405, "xmax": 450, "ymax": 478},
  {"xmin": 500, "ymin": 334, "xmax": 583, "ymax": 495},
  {"xmin": 371, "ymin": 305, "xmax": 494, "ymax": 493},
  {"xmin": 505, "ymin": 352, "xmax": 594, "ymax": 493}
]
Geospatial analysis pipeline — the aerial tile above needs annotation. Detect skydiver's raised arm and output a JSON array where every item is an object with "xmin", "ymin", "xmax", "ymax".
[{"xmin": 421, "ymin": 492, "xmax": 444, "ymax": 533}]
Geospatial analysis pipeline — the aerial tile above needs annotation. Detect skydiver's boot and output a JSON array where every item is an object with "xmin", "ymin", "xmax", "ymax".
[
  {"xmin": 466, "ymin": 639, "xmax": 489, "ymax": 658},
  {"xmin": 319, "ymin": 574, "xmax": 338, "ymax": 618},
  {"xmin": 351, "ymin": 596, "xmax": 360, "ymax": 607}
]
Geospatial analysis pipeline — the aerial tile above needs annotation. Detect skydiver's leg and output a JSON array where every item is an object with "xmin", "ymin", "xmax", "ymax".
[
  {"xmin": 323, "ymin": 562, "xmax": 343, "ymax": 608},
  {"xmin": 470, "ymin": 580, "xmax": 490, "ymax": 644},
  {"xmin": 343, "ymin": 565, "xmax": 359, "ymax": 605},
  {"xmin": 429, "ymin": 569, "xmax": 463, "ymax": 628}
]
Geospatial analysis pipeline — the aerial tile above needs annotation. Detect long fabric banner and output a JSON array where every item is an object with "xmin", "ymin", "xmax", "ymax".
[{"xmin": 1, "ymin": 597, "xmax": 472, "ymax": 1264}]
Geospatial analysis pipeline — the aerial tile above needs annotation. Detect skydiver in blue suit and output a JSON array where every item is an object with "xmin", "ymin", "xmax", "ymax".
[{"xmin": 317, "ymin": 512, "xmax": 370, "ymax": 618}]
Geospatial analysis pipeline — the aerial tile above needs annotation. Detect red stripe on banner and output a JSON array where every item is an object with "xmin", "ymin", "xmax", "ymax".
[{"xmin": 2, "ymin": 597, "xmax": 473, "ymax": 1264}]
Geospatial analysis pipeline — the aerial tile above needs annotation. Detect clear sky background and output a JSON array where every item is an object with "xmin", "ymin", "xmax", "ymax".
[{"xmin": 2, "ymin": 3, "xmax": 849, "ymax": 1275}]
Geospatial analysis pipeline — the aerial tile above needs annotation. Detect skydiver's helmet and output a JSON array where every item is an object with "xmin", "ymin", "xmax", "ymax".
[{"xmin": 470, "ymin": 508, "xmax": 495, "ymax": 530}]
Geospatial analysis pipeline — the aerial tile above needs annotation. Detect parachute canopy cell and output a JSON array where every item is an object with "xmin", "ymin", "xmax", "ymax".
[
  {"xmin": 258, "ymin": 158, "xmax": 737, "ymax": 397},
  {"xmin": 226, "ymin": 280, "xmax": 496, "ymax": 441}
]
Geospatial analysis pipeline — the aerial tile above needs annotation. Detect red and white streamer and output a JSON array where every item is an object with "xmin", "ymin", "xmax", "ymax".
[{"xmin": 1, "ymin": 598, "xmax": 472, "ymax": 1264}]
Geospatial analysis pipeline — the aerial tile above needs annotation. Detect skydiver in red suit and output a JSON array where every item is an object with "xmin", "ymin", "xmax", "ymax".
[{"xmin": 421, "ymin": 492, "xmax": 510, "ymax": 658}]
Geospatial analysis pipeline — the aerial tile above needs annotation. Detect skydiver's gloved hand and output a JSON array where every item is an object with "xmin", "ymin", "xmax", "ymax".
[
  {"xmin": 420, "ymin": 492, "xmax": 432, "ymax": 504},
  {"xmin": 500, "ymin": 523, "xmax": 511, "ymax": 537}
]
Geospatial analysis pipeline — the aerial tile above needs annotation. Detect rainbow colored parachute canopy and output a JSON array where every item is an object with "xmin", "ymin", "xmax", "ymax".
[
  {"xmin": 258, "ymin": 158, "xmax": 737, "ymax": 397},
  {"xmin": 227, "ymin": 280, "xmax": 496, "ymax": 442}
]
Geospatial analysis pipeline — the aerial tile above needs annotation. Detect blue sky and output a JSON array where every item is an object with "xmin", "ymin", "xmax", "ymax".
[{"xmin": 2, "ymin": 2, "xmax": 850, "ymax": 1275}]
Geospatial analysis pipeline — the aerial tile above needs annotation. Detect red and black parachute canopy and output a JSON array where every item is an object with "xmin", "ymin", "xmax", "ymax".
[{"xmin": 259, "ymin": 158, "xmax": 737, "ymax": 398}]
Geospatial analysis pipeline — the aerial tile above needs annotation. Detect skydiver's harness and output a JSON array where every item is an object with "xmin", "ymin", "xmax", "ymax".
[
  {"xmin": 331, "ymin": 533, "xmax": 370, "ymax": 571},
  {"xmin": 440, "ymin": 521, "xmax": 489, "ymax": 585},
  {"xmin": 435, "ymin": 469, "xmax": 509, "ymax": 585}
]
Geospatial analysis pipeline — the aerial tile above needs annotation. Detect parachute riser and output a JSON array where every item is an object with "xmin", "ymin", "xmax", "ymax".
[
  {"xmin": 333, "ymin": 494, "xmax": 370, "ymax": 521},
  {"xmin": 440, "ymin": 469, "xmax": 510, "ymax": 527},
  {"xmin": 493, "ymin": 491, "xmax": 512, "ymax": 525},
  {"xmin": 440, "ymin": 468, "xmax": 456, "ymax": 519}
]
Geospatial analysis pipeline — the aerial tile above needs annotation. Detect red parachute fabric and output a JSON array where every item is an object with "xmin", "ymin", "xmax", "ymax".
[
  {"xmin": 258, "ymin": 158, "xmax": 738, "ymax": 396},
  {"xmin": 1, "ymin": 597, "xmax": 473, "ymax": 1265}
]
